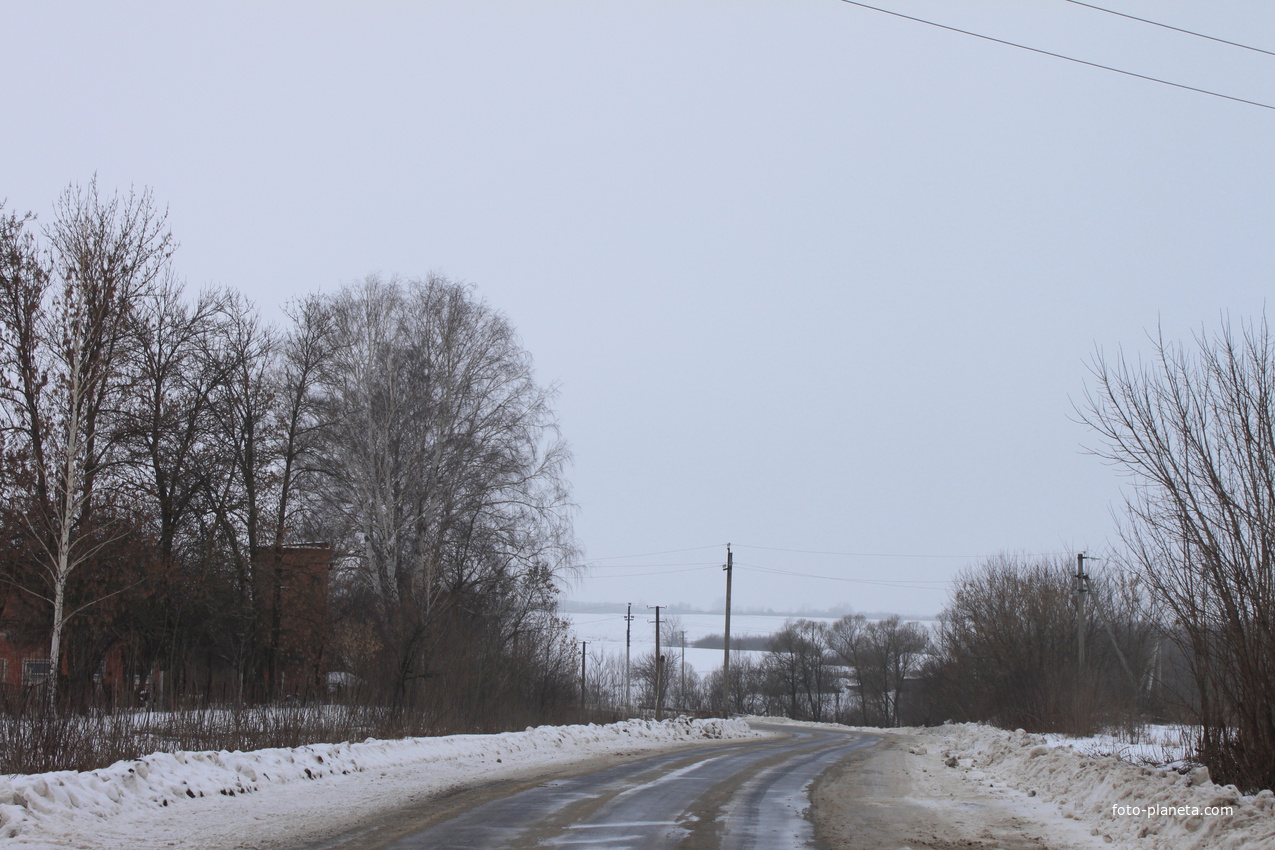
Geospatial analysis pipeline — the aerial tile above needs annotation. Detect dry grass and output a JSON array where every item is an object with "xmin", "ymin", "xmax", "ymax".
[{"xmin": 0, "ymin": 688, "xmax": 435, "ymax": 775}]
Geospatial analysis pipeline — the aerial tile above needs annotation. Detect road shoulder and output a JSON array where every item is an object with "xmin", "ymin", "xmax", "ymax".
[{"xmin": 811, "ymin": 729, "xmax": 1102, "ymax": 849}]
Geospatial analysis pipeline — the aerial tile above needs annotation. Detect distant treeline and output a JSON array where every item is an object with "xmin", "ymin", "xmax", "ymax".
[{"xmin": 691, "ymin": 634, "xmax": 773, "ymax": 652}]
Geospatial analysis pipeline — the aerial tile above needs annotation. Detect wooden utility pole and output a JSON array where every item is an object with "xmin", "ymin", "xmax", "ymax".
[
  {"xmin": 722, "ymin": 543, "xmax": 733, "ymax": 717},
  {"xmin": 650, "ymin": 605, "xmax": 664, "ymax": 720},
  {"xmin": 581, "ymin": 641, "xmax": 587, "ymax": 712},
  {"xmin": 680, "ymin": 629, "xmax": 686, "ymax": 701},
  {"xmin": 624, "ymin": 602, "xmax": 634, "ymax": 709},
  {"xmin": 1076, "ymin": 553, "xmax": 1088, "ymax": 670}
]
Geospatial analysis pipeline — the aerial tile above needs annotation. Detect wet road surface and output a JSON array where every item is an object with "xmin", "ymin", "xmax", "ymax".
[{"xmin": 379, "ymin": 723, "xmax": 879, "ymax": 849}]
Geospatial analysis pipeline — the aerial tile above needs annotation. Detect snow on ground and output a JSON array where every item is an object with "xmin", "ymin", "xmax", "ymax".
[
  {"xmin": 7, "ymin": 713, "xmax": 1273, "ymax": 849},
  {"xmin": 0, "ymin": 716, "xmax": 754, "ymax": 850},
  {"xmin": 910, "ymin": 722, "xmax": 1275, "ymax": 849},
  {"xmin": 1043, "ymin": 724, "xmax": 1197, "ymax": 771},
  {"xmin": 564, "ymin": 610, "xmax": 804, "ymax": 675}
]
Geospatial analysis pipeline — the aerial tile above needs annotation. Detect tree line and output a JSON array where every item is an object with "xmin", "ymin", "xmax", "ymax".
[
  {"xmin": 580, "ymin": 612, "xmax": 930, "ymax": 726},
  {"xmin": 0, "ymin": 180, "xmax": 580, "ymax": 729},
  {"xmin": 579, "ymin": 555, "xmax": 1177, "ymax": 743},
  {"xmin": 692, "ymin": 312, "xmax": 1275, "ymax": 794},
  {"xmin": 682, "ymin": 312, "xmax": 1275, "ymax": 794}
]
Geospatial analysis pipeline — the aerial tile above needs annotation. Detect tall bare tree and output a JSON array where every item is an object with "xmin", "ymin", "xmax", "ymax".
[
  {"xmin": 200, "ymin": 293, "xmax": 278, "ymax": 699},
  {"xmin": 111, "ymin": 279, "xmax": 238, "ymax": 699},
  {"xmin": 313, "ymin": 274, "xmax": 576, "ymax": 708},
  {"xmin": 263, "ymin": 294, "xmax": 336, "ymax": 693},
  {"xmin": 765, "ymin": 618, "xmax": 832, "ymax": 721},
  {"xmin": 0, "ymin": 181, "xmax": 172, "ymax": 705}
]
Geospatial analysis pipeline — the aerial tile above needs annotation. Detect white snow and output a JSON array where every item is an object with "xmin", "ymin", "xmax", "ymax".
[
  {"xmin": 914, "ymin": 722, "xmax": 1275, "ymax": 849},
  {"xmin": 1042, "ymin": 724, "xmax": 1197, "ymax": 771},
  {"xmin": 0, "ymin": 716, "xmax": 753, "ymax": 849},
  {"xmin": 7, "ymin": 714, "xmax": 1275, "ymax": 849}
]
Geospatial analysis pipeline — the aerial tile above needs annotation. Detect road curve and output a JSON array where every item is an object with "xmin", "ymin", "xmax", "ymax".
[{"xmin": 380, "ymin": 723, "xmax": 879, "ymax": 849}]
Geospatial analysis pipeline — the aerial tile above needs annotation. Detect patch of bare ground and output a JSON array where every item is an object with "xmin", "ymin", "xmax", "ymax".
[{"xmin": 811, "ymin": 731, "xmax": 1102, "ymax": 850}]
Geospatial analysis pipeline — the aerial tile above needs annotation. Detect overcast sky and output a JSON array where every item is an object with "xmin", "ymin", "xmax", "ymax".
[{"xmin": 4, "ymin": 1, "xmax": 1274, "ymax": 617}]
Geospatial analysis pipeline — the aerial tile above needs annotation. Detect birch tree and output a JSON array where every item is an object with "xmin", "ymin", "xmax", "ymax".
[
  {"xmin": 314, "ymin": 274, "xmax": 576, "ymax": 704},
  {"xmin": 0, "ymin": 182, "xmax": 172, "ymax": 705}
]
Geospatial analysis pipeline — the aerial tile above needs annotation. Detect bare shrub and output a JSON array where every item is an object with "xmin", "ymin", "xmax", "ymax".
[
  {"xmin": 1080, "ymin": 316, "xmax": 1275, "ymax": 791},
  {"xmin": 924, "ymin": 554, "xmax": 1151, "ymax": 734}
]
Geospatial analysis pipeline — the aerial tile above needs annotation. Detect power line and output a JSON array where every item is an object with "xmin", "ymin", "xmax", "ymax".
[
  {"xmin": 587, "ymin": 565, "xmax": 722, "ymax": 578},
  {"xmin": 587, "ymin": 561, "xmax": 721, "ymax": 569},
  {"xmin": 736, "ymin": 543, "xmax": 1074, "ymax": 559},
  {"xmin": 735, "ymin": 562, "xmax": 950, "ymax": 590},
  {"xmin": 736, "ymin": 544, "xmax": 982, "ymax": 559},
  {"xmin": 587, "ymin": 544, "xmax": 724, "ymax": 562},
  {"xmin": 836, "ymin": 0, "xmax": 1275, "ymax": 111},
  {"xmin": 1061, "ymin": 0, "xmax": 1275, "ymax": 59}
]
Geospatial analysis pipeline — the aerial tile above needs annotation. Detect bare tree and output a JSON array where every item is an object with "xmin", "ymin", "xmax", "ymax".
[
  {"xmin": 262, "ymin": 294, "xmax": 336, "ymax": 694},
  {"xmin": 1080, "ymin": 316, "xmax": 1275, "ymax": 790},
  {"xmin": 828, "ymin": 614, "xmax": 928, "ymax": 727},
  {"xmin": 198, "ymin": 293, "xmax": 278, "ymax": 700},
  {"xmin": 0, "ymin": 182, "xmax": 172, "ymax": 705},
  {"xmin": 764, "ymin": 619, "xmax": 832, "ymax": 721},
  {"xmin": 313, "ymin": 275, "xmax": 577, "ymax": 710},
  {"xmin": 113, "ymin": 278, "xmax": 235, "ymax": 700}
]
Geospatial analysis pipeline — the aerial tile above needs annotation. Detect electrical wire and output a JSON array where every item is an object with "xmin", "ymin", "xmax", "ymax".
[
  {"xmin": 836, "ymin": 0, "xmax": 1275, "ymax": 111},
  {"xmin": 1061, "ymin": 0, "xmax": 1275, "ymax": 58},
  {"xmin": 586, "ymin": 565, "xmax": 723, "ymax": 578},
  {"xmin": 587, "ymin": 545, "xmax": 725, "ymax": 562},
  {"xmin": 586, "ymin": 561, "xmax": 721, "ymax": 569},
  {"xmin": 735, "ymin": 562, "xmax": 950, "ymax": 590},
  {"xmin": 736, "ymin": 544, "xmax": 981, "ymax": 559}
]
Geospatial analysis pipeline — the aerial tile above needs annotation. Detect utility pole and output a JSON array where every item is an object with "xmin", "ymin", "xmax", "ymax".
[
  {"xmin": 624, "ymin": 602, "xmax": 634, "ymax": 710},
  {"xmin": 581, "ymin": 641, "xmax": 587, "ymax": 714},
  {"xmin": 1075, "ymin": 553, "xmax": 1089, "ymax": 671},
  {"xmin": 1078, "ymin": 554, "xmax": 1139, "ymax": 691},
  {"xmin": 680, "ymin": 628, "xmax": 686, "ymax": 703},
  {"xmin": 650, "ymin": 605, "xmax": 664, "ymax": 721},
  {"xmin": 722, "ymin": 543, "xmax": 733, "ymax": 718}
]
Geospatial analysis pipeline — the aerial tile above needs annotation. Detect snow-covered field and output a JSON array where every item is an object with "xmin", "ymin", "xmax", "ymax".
[{"xmin": 564, "ymin": 610, "xmax": 840, "ymax": 674}]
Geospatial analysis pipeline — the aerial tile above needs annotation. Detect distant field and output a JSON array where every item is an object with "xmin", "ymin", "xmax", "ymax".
[{"xmin": 561, "ymin": 611, "xmax": 840, "ymax": 675}]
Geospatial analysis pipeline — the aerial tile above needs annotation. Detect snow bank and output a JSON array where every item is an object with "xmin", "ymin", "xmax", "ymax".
[
  {"xmin": 932, "ymin": 723, "xmax": 1275, "ymax": 849},
  {"xmin": 1043, "ymin": 724, "xmax": 1197, "ymax": 772},
  {"xmin": 0, "ymin": 716, "xmax": 752, "ymax": 842}
]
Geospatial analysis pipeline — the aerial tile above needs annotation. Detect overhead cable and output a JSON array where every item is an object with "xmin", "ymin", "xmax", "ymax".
[
  {"xmin": 836, "ymin": 0, "xmax": 1275, "ymax": 111},
  {"xmin": 1062, "ymin": 0, "xmax": 1275, "ymax": 58}
]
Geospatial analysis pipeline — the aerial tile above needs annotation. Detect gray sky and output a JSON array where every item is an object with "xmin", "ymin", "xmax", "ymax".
[{"xmin": 5, "ymin": 1, "xmax": 1274, "ymax": 616}]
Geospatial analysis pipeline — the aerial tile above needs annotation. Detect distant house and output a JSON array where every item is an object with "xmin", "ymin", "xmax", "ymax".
[
  {"xmin": 252, "ymin": 542, "xmax": 332, "ymax": 696},
  {"xmin": 0, "ymin": 584, "xmax": 50, "ymax": 690},
  {"xmin": 0, "ymin": 542, "xmax": 332, "ymax": 702},
  {"xmin": 0, "ymin": 636, "xmax": 50, "ymax": 689}
]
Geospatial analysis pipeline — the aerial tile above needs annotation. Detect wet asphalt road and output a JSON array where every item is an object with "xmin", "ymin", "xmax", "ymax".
[{"xmin": 380, "ymin": 724, "xmax": 879, "ymax": 849}]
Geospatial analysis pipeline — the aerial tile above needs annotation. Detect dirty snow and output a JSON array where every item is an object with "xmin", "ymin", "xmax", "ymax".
[
  {"xmin": 916, "ymin": 723, "xmax": 1275, "ymax": 849},
  {"xmin": 0, "ymin": 716, "xmax": 753, "ymax": 849}
]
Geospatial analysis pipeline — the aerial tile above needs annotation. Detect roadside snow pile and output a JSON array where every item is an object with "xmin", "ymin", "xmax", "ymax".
[
  {"xmin": 934, "ymin": 723, "xmax": 1275, "ymax": 849},
  {"xmin": 0, "ymin": 716, "xmax": 752, "ymax": 841},
  {"xmin": 1043, "ymin": 725, "xmax": 1197, "ymax": 772}
]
